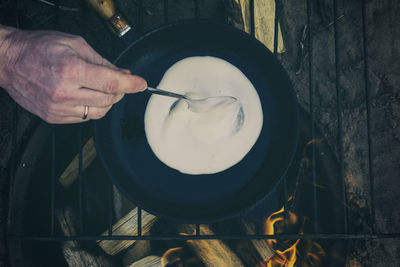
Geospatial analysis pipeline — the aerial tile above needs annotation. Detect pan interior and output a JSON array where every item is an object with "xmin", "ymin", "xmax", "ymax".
[{"xmin": 94, "ymin": 21, "xmax": 298, "ymax": 221}]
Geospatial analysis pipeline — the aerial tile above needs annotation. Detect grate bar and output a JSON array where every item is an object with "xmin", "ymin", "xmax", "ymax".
[
  {"xmin": 196, "ymin": 224, "xmax": 200, "ymax": 235},
  {"xmin": 306, "ymin": 0, "xmax": 319, "ymax": 233},
  {"xmin": 283, "ymin": 175, "xmax": 289, "ymax": 232},
  {"xmin": 50, "ymin": 126, "xmax": 56, "ymax": 236},
  {"xmin": 250, "ymin": 0, "xmax": 254, "ymax": 37},
  {"xmin": 9, "ymin": 103, "xmax": 17, "ymax": 195},
  {"xmin": 361, "ymin": 0, "xmax": 375, "ymax": 233},
  {"xmin": 273, "ymin": 0, "xmax": 279, "ymax": 55},
  {"xmin": 333, "ymin": 0, "xmax": 349, "ymax": 233},
  {"xmin": 274, "ymin": 0, "xmax": 290, "ymax": 228},
  {"xmin": 137, "ymin": 207, "xmax": 142, "ymax": 236},
  {"xmin": 6, "ymin": 3, "xmax": 19, "ymax": 264},
  {"xmin": 11, "ymin": 232, "xmax": 400, "ymax": 241},
  {"xmin": 107, "ymin": 181, "xmax": 113, "ymax": 236},
  {"xmin": 78, "ymin": 126, "xmax": 84, "ymax": 234}
]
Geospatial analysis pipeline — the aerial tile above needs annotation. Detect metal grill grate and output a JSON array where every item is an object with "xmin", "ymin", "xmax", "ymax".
[{"xmin": 7, "ymin": 0, "xmax": 400, "ymax": 246}]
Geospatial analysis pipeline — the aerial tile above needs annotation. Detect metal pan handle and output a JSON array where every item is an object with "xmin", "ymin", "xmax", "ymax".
[{"xmin": 85, "ymin": 0, "xmax": 131, "ymax": 37}]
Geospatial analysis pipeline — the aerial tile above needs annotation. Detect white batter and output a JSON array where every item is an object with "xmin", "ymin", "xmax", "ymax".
[{"xmin": 144, "ymin": 56, "xmax": 263, "ymax": 175}]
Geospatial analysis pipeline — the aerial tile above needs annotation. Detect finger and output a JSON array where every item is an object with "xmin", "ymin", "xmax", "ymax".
[
  {"xmin": 46, "ymin": 116, "xmax": 90, "ymax": 124},
  {"xmin": 70, "ymin": 87, "xmax": 124, "ymax": 107},
  {"xmin": 71, "ymin": 58, "xmax": 147, "ymax": 94}
]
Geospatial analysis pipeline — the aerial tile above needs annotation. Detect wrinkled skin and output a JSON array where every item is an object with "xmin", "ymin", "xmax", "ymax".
[{"xmin": 0, "ymin": 25, "xmax": 147, "ymax": 123}]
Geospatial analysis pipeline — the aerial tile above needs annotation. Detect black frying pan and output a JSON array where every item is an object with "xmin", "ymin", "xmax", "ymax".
[{"xmin": 94, "ymin": 20, "xmax": 298, "ymax": 222}]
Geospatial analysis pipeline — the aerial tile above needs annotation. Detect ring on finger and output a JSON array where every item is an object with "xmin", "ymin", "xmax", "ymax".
[{"xmin": 82, "ymin": 105, "xmax": 89, "ymax": 120}]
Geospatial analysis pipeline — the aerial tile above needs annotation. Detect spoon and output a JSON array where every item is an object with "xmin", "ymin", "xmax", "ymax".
[
  {"xmin": 146, "ymin": 87, "xmax": 244, "ymax": 132},
  {"xmin": 147, "ymin": 87, "xmax": 237, "ymax": 113}
]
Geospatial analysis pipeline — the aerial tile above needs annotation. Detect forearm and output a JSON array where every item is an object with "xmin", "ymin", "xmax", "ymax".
[{"xmin": 0, "ymin": 24, "xmax": 19, "ymax": 89}]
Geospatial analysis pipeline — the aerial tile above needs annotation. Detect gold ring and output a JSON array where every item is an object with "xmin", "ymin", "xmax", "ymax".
[{"xmin": 82, "ymin": 105, "xmax": 89, "ymax": 120}]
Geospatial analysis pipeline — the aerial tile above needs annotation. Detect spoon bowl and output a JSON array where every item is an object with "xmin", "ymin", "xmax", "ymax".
[{"xmin": 147, "ymin": 87, "xmax": 244, "ymax": 132}]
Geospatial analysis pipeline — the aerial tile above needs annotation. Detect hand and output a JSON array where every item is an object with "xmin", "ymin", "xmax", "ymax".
[{"xmin": 0, "ymin": 26, "xmax": 147, "ymax": 124}]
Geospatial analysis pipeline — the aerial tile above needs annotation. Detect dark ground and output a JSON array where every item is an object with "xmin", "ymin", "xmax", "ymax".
[{"xmin": 1, "ymin": 0, "xmax": 400, "ymax": 266}]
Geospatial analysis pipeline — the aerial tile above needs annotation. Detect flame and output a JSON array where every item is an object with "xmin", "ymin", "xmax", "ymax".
[
  {"xmin": 303, "ymin": 138, "xmax": 325, "ymax": 166},
  {"xmin": 161, "ymin": 247, "xmax": 184, "ymax": 266},
  {"xmin": 263, "ymin": 205, "xmax": 326, "ymax": 267},
  {"xmin": 305, "ymin": 138, "xmax": 324, "ymax": 146},
  {"xmin": 264, "ymin": 206, "xmax": 300, "ymax": 267}
]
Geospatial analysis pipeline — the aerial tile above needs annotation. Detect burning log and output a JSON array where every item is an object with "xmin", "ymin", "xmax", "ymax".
[
  {"xmin": 59, "ymin": 137, "xmax": 96, "ymax": 187},
  {"xmin": 177, "ymin": 224, "xmax": 244, "ymax": 267},
  {"xmin": 161, "ymin": 246, "xmax": 204, "ymax": 266},
  {"xmin": 227, "ymin": 0, "xmax": 285, "ymax": 53},
  {"xmin": 98, "ymin": 207, "xmax": 157, "ymax": 255},
  {"xmin": 56, "ymin": 208, "xmax": 113, "ymax": 266},
  {"xmin": 122, "ymin": 240, "xmax": 152, "ymax": 266},
  {"xmin": 128, "ymin": 255, "xmax": 161, "ymax": 267},
  {"xmin": 241, "ymin": 220, "xmax": 275, "ymax": 262}
]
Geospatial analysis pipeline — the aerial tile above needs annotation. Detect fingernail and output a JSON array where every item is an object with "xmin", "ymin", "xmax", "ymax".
[
  {"xmin": 137, "ymin": 76, "xmax": 147, "ymax": 91},
  {"xmin": 139, "ymin": 79, "xmax": 148, "ymax": 91}
]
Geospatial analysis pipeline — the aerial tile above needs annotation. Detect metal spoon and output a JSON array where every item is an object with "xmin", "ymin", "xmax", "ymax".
[
  {"xmin": 147, "ymin": 87, "xmax": 237, "ymax": 112},
  {"xmin": 146, "ymin": 87, "xmax": 244, "ymax": 132}
]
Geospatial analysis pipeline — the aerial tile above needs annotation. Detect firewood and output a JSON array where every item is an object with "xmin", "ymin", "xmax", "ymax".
[
  {"xmin": 226, "ymin": 0, "xmax": 246, "ymax": 31},
  {"xmin": 59, "ymin": 137, "xmax": 97, "ymax": 187},
  {"xmin": 56, "ymin": 208, "xmax": 113, "ymax": 267},
  {"xmin": 128, "ymin": 255, "xmax": 161, "ymax": 267},
  {"xmin": 228, "ymin": 0, "xmax": 285, "ymax": 53},
  {"xmin": 122, "ymin": 240, "xmax": 152, "ymax": 266},
  {"xmin": 178, "ymin": 224, "xmax": 244, "ymax": 267},
  {"xmin": 241, "ymin": 220, "xmax": 275, "ymax": 261},
  {"xmin": 98, "ymin": 208, "xmax": 157, "ymax": 255}
]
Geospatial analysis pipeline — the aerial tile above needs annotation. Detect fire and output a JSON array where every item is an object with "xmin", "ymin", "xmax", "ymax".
[
  {"xmin": 263, "ymin": 206, "xmax": 325, "ymax": 267},
  {"xmin": 160, "ymin": 246, "xmax": 184, "ymax": 266},
  {"xmin": 264, "ymin": 206, "xmax": 299, "ymax": 267}
]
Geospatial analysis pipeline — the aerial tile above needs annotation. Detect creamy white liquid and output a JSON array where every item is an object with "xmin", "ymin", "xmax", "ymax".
[{"xmin": 144, "ymin": 56, "xmax": 263, "ymax": 174}]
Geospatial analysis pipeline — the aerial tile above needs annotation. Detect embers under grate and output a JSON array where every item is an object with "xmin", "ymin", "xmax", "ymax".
[{"xmin": 4, "ymin": 0, "xmax": 400, "ymax": 266}]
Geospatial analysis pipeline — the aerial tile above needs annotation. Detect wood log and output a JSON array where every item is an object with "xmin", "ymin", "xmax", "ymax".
[
  {"xmin": 59, "ymin": 137, "xmax": 96, "ymax": 188},
  {"xmin": 254, "ymin": 0, "xmax": 285, "ymax": 53},
  {"xmin": 228, "ymin": 0, "xmax": 285, "ymax": 53},
  {"xmin": 98, "ymin": 208, "xmax": 157, "ymax": 255},
  {"xmin": 241, "ymin": 220, "xmax": 275, "ymax": 261},
  {"xmin": 128, "ymin": 255, "xmax": 161, "ymax": 267},
  {"xmin": 178, "ymin": 224, "xmax": 244, "ymax": 267},
  {"xmin": 226, "ymin": 0, "xmax": 246, "ymax": 31},
  {"xmin": 56, "ymin": 208, "xmax": 113, "ymax": 267},
  {"xmin": 122, "ymin": 240, "xmax": 152, "ymax": 266},
  {"xmin": 160, "ymin": 246, "xmax": 205, "ymax": 266}
]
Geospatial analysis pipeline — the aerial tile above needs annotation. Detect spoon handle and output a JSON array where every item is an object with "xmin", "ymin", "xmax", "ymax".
[{"xmin": 146, "ymin": 87, "xmax": 187, "ymax": 100}]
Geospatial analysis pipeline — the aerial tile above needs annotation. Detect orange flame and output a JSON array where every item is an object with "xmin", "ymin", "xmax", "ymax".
[
  {"xmin": 262, "ymin": 205, "xmax": 326, "ymax": 267},
  {"xmin": 161, "ymin": 247, "xmax": 184, "ymax": 266},
  {"xmin": 264, "ymin": 206, "xmax": 300, "ymax": 267}
]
